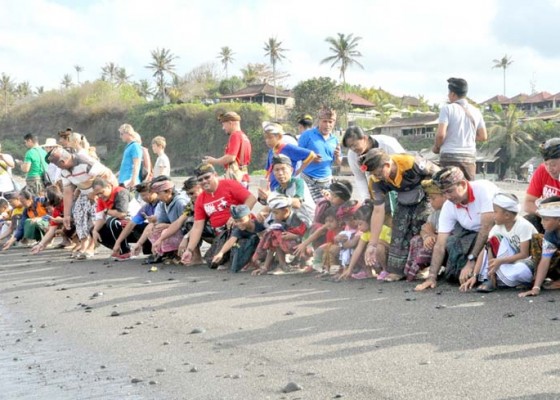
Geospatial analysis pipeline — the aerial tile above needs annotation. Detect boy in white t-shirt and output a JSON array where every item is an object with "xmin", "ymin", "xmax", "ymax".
[
  {"xmin": 151, "ymin": 136, "xmax": 170, "ymax": 178},
  {"xmin": 460, "ymin": 193, "xmax": 537, "ymax": 293}
]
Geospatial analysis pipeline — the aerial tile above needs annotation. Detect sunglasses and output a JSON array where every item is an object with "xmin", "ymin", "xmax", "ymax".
[{"xmin": 197, "ymin": 174, "xmax": 213, "ymax": 183}]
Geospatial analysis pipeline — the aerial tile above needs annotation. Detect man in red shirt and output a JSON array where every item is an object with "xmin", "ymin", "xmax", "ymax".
[
  {"xmin": 181, "ymin": 163, "xmax": 256, "ymax": 264},
  {"xmin": 202, "ymin": 111, "xmax": 252, "ymax": 188},
  {"xmin": 525, "ymin": 138, "xmax": 560, "ymax": 232}
]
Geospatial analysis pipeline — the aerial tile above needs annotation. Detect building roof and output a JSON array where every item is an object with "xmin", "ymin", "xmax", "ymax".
[
  {"xmin": 481, "ymin": 95, "xmax": 510, "ymax": 105},
  {"xmin": 401, "ymin": 95, "xmax": 420, "ymax": 107},
  {"xmin": 520, "ymin": 156, "xmax": 542, "ymax": 169},
  {"xmin": 503, "ymin": 93, "xmax": 529, "ymax": 104},
  {"xmin": 476, "ymin": 148, "xmax": 502, "ymax": 163},
  {"xmin": 525, "ymin": 109, "xmax": 560, "ymax": 121},
  {"xmin": 525, "ymin": 91, "xmax": 552, "ymax": 103},
  {"xmin": 340, "ymin": 93, "xmax": 375, "ymax": 108},
  {"xmin": 379, "ymin": 114, "xmax": 439, "ymax": 128},
  {"xmin": 220, "ymin": 83, "xmax": 293, "ymax": 100}
]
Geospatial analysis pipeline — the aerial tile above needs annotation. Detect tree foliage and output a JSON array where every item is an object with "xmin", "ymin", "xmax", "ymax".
[
  {"xmin": 291, "ymin": 77, "xmax": 347, "ymax": 124},
  {"xmin": 145, "ymin": 47, "xmax": 178, "ymax": 100}
]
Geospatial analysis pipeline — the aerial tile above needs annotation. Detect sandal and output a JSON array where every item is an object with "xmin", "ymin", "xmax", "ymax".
[
  {"xmin": 476, "ymin": 280, "xmax": 496, "ymax": 293},
  {"xmin": 143, "ymin": 254, "xmax": 164, "ymax": 265},
  {"xmin": 351, "ymin": 271, "xmax": 370, "ymax": 280},
  {"xmin": 75, "ymin": 252, "xmax": 93, "ymax": 260},
  {"xmin": 377, "ymin": 271, "xmax": 390, "ymax": 281},
  {"xmin": 383, "ymin": 273, "xmax": 404, "ymax": 282}
]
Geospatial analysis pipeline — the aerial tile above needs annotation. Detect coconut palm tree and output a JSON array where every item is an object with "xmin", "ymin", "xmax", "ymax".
[
  {"xmin": 0, "ymin": 73, "xmax": 15, "ymax": 116},
  {"xmin": 15, "ymin": 81, "xmax": 32, "ymax": 98},
  {"xmin": 492, "ymin": 54, "xmax": 514, "ymax": 96},
  {"xmin": 321, "ymin": 33, "xmax": 364, "ymax": 125},
  {"xmin": 74, "ymin": 65, "xmax": 84, "ymax": 84},
  {"xmin": 145, "ymin": 47, "xmax": 178, "ymax": 101},
  {"xmin": 101, "ymin": 62, "xmax": 119, "ymax": 84},
  {"xmin": 116, "ymin": 67, "xmax": 132, "ymax": 86},
  {"xmin": 264, "ymin": 37, "xmax": 288, "ymax": 119},
  {"xmin": 61, "ymin": 74, "xmax": 73, "ymax": 89},
  {"xmin": 487, "ymin": 104, "xmax": 534, "ymax": 178},
  {"xmin": 217, "ymin": 46, "xmax": 235, "ymax": 80},
  {"xmin": 133, "ymin": 79, "xmax": 154, "ymax": 100}
]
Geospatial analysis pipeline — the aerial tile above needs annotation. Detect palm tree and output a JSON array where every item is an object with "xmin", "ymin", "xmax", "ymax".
[
  {"xmin": 61, "ymin": 74, "xmax": 73, "ymax": 89},
  {"xmin": 217, "ymin": 46, "xmax": 235, "ymax": 80},
  {"xmin": 487, "ymin": 104, "xmax": 534, "ymax": 178},
  {"xmin": 101, "ymin": 62, "xmax": 119, "ymax": 84},
  {"xmin": 15, "ymin": 81, "xmax": 32, "ymax": 98},
  {"xmin": 264, "ymin": 37, "xmax": 288, "ymax": 120},
  {"xmin": 321, "ymin": 33, "xmax": 364, "ymax": 125},
  {"xmin": 116, "ymin": 67, "xmax": 132, "ymax": 86},
  {"xmin": 35, "ymin": 86, "xmax": 44, "ymax": 95},
  {"xmin": 74, "ymin": 65, "xmax": 84, "ymax": 84},
  {"xmin": 0, "ymin": 73, "xmax": 15, "ymax": 116},
  {"xmin": 133, "ymin": 79, "xmax": 154, "ymax": 100},
  {"xmin": 145, "ymin": 47, "xmax": 178, "ymax": 101},
  {"xmin": 492, "ymin": 54, "xmax": 514, "ymax": 96}
]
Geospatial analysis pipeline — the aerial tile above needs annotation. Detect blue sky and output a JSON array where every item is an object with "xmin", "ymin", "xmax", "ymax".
[{"xmin": 2, "ymin": 0, "xmax": 560, "ymax": 104}]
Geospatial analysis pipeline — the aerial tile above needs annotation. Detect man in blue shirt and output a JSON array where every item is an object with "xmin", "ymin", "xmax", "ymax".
[
  {"xmin": 298, "ymin": 107, "xmax": 342, "ymax": 203},
  {"xmin": 118, "ymin": 123, "xmax": 143, "ymax": 188}
]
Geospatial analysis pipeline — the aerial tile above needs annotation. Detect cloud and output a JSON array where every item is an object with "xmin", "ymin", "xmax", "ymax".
[
  {"xmin": 492, "ymin": 0, "xmax": 560, "ymax": 59},
  {"xmin": 1, "ymin": 0, "xmax": 559, "ymax": 104}
]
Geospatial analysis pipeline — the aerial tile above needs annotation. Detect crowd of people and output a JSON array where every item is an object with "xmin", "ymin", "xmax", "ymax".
[{"xmin": 0, "ymin": 77, "xmax": 559, "ymax": 299}]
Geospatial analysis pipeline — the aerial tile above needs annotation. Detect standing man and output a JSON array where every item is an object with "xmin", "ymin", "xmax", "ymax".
[
  {"xmin": 433, "ymin": 77, "xmax": 487, "ymax": 181},
  {"xmin": 118, "ymin": 123, "xmax": 143, "ymax": 189},
  {"xmin": 298, "ymin": 106, "xmax": 342, "ymax": 203},
  {"xmin": 203, "ymin": 111, "xmax": 252, "ymax": 188},
  {"xmin": 17, "ymin": 133, "xmax": 48, "ymax": 196}
]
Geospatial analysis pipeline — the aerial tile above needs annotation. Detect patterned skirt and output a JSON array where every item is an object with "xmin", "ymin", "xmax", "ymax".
[{"xmin": 386, "ymin": 199, "xmax": 431, "ymax": 275}]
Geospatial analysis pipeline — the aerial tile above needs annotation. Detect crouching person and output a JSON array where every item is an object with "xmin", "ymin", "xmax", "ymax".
[
  {"xmin": 114, "ymin": 182, "xmax": 159, "ymax": 261},
  {"xmin": 252, "ymin": 195, "xmax": 312, "ymax": 275},
  {"xmin": 91, "ymin": 178, "xmax": 131, "ymax": 260},
  {"xmin": 148, "ymin": 177, "xmax": 189, "ymax": 264},
  {"xmin": 2, "ymin": 189, "xmax": 49, "ymax": 250},
  {"xmin": 211, "ymin": 205, "xmax": 265, "ymax": 272},
  {"xmin": 519, "ymin": 196, "xmax": 560, "ymax": 297},
  {"xmin": 461, "ymin": 193, "xmax": 537, "ymax": 293},
  {"xmin": 181, "ymin": 163, "xmax": 257, "ymax": 267}
]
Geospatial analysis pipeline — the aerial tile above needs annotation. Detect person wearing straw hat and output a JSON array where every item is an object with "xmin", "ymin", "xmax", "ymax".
[{"xmin": 41, "ymin": 138, "xmax": 62, "ymax": 185}]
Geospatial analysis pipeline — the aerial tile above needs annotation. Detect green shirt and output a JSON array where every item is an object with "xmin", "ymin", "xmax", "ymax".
[{"xmin": 23, "ymin": 146, "xmax": 47, "ymax": 178}]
